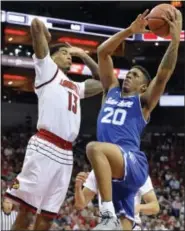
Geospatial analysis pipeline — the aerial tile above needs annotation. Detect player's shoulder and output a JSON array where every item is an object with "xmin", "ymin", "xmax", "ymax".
[
  {"xmin": 107, "ymin": 86, "xmax": 121, "ymax": 96},
  {"xmin": 139, "ymin": 176, "xmax": 153, "ymax": 194}
]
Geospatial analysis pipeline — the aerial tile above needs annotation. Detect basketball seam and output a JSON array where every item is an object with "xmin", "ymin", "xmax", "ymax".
[
  {"xmin": 147, "ymin": 17, "xmax": 167, "ymax": 32},
  {"xmin": 147, "ymin": 7, "xmax": 171, "ymax": 32}
]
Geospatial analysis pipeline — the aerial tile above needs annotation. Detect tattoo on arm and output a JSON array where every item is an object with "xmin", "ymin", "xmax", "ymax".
[
  {"xmin": 157, "ymin": 41, "xmax": 179, "ymax": 80},
  {"xmin": 84, "ymin": 79, "xmax": 103, "ymax": 98},
  {"xmin": 80, "ymin": 54, "xmax": 99, "ymax": 80}
]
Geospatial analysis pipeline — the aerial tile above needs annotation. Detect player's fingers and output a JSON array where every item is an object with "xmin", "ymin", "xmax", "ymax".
[
  {"xmin": 78, "ymin": 172, "xmax": 88, "ymax": 177},
  {"xmin": 136, "ymin": 14, "xmax": 142, "ymax": 20},
  {"xmin": 76, "ymin": 177, "xmax": 85, "ymax": 183},
  {"xmin": 143, "ymin": 29, "xmax": 151, "ymax": 33},
  {"xmin": 176, "ymin": 9, "xmax": 182, "ymax": 21},
  {"xmin": 65, "ymin": 42, "xmax": 72, "ymax": 47},
  {"xmin": 77, "ymin": 172, "xmax": 86, "ymax": 176},
  {"xmin": 161, "ymin": 15, "xmax": 173, "ymax": 26},
  {"xmin": 141, "ymin": 9, "xmax": 149, "ymax": 19},
  {"xmin": 166, "ymin": 9, "xmax": 175, "ymax": 22},
  {"xmin": 174, "ymin": 9, "xmax": 181, "ymax": 21},
  {"xmin": 76, "ymin": 175, "xmax": 87, "ymax": 181}
]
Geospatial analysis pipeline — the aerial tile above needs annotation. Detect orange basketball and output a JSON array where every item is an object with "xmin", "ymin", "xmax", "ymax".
[{"xmin": 146, "ymin": 4, "xmax": 176, "ymax": 38}]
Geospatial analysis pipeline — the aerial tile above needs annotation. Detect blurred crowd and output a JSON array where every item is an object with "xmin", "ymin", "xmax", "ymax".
[{"xmin": 1, "ymin": 125, "xmax": 184, "ymax": 230}]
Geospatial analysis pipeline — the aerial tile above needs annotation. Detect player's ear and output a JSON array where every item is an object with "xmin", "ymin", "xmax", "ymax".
[{"xmin": 140, "ymin": 84, "xmax": 147, "ymax": 93}]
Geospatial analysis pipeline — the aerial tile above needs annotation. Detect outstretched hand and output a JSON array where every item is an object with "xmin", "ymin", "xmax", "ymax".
[{"xmin": 129, "ymin": 9, "xmax": 149, "ymax": 34}]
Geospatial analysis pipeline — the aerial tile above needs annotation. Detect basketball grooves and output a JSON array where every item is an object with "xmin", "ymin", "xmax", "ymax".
[
  {"xmin": 147, "ymin": 7, "xmax": 169, "ymax": 33},
  {"xmin": 147, "ymin": 17, "xmax": 167, "ymax": 31}
]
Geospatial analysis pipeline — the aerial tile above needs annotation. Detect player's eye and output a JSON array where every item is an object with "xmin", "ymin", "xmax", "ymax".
[
  {"xmin": 61, "ymin": 50, "xmax": 67, "ymax": 55},
  {"xmin": 133, "ymin": 72, "xmax": 139, "ymax": 78}
]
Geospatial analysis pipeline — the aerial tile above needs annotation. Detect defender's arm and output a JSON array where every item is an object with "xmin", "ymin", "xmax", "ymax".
[
  {"xmin": 30, "ymin": 18, "xmax": 51, "ymax": 59},
  {"xmin": 74, "ymin": 186, "xmax": 96, "ymax": 210},
  {"xmin": 74, "ymin": 172, "xmax": 96, "ymax": 210},
  {"xmin": 68, "ymin": 47, "xmax": 100, "ymax": 80},
  {"xmin": 84, "ymin": 79, "xmax": 103, "ymax": 98}
]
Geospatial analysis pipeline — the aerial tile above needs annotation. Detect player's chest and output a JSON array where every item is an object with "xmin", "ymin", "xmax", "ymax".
[
  {"xmin": 99, "ymin": 97, "xmax": 136, "ymax": 126},
  {"xmin": 44, "ymin": 80, "xmax": 81, "ymax": 112},
  {"xmin": 102, "ymin": 96, "xmax": 135, "ymax": 115}
]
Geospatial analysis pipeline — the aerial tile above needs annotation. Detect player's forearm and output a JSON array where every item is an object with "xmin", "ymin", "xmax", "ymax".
[
  {"xmin": 97, "ymin": 27, "xmax": 133, "ymax": 56},
  {"xmin": 31, "ymin": 18, "xmax": 51, "ymax": 43},
  {"xmin": 31, "ymin": 18, "xmax": 51, "ymax": 59},
  {"xmin": 156, "ymin": 40, "xmax": 180, "ymax": 82},
  {"xmin": 78, "ymin": 52, "xmax": 99, "ymax": 80},
  {"xmin": 139, "ymin": 201, "xmax": 160, "ymax": 215},
  {"xmin": 74, "ymin": 187, "xmax": 87, "ymax": 210}
]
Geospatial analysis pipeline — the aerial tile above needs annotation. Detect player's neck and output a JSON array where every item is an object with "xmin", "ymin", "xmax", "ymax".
[
  {"xmin": 61, "ymin": 67, "xmax": 68, "ymax": 74},
  {"xmin": 121, "ymin": 90, "xmax": 136, "ymax": 97}
]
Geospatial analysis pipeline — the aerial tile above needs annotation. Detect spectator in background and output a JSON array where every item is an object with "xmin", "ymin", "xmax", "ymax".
[
  {"xmin": 169, "ymin": 176, "xmax": 180, "ymax": 191},
  {"xmin": 1, "ymin": 124, "xmax": 184, "ymax": 230},
  {"xmin": 2, "ymin": 161, "xmax": 9, "ymax": 176},
  {"xmin": 4, "ymin": 145, "xmax": 14, "ymax": 160},
  {"xmin": 172, "ymin": 196, "xmax": 181, "ymax": 218},
  {"xmin": 1, "ymin": 198, "xmax": 18, "ymax": 231},
  {"xmin": 164, "ymin": 170, "xmax": 172, "ymax": 184},
  {"xmin": 159, "ymin": 209, "xmax": 170, "ymax": 223}
]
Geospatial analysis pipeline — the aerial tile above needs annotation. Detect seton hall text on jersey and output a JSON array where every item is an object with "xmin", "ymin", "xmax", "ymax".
[
  {"xmin": 105, "ymin": 97, "xmax": 134, "ymax": 108},
  {"xmin": 60, "ymin": 79, "xmax": 79, "ymax": 96}
]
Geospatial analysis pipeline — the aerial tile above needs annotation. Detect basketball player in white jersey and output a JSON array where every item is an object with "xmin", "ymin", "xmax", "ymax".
[
  {"xmin": 74, "ymin": 171, "xmax": 159, "ymax": 230},
  {"xmin": 5, "ymin": 18, "xmax": 103, "ymax": 230}
]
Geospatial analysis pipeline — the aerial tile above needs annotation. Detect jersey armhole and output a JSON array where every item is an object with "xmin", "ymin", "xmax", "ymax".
[
  {"xmin": 138, "ymin": 94, "xmax": 150, "ymax": 124},
  {"xmin": 106, "ymin": 86, "xmax": 121, "ymax": 98},
  {"xmin": 35, "ymin": 68, "xmax": 59, "ymax": 89}
]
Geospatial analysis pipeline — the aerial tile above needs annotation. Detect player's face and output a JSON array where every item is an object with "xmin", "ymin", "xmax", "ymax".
[
  {"xmin": 122, "ymin": 67, "xmax": 147, "ymax": 94},
  {"xmin": 52, "ymin": 47, "xmax": 72, "ymax": 72},
  {"xmin": 3, "ymin": 199, "xmax": 13, "ymax": 212}
]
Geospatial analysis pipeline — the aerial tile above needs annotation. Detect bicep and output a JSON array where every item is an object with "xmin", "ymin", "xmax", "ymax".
[
  {"xmin": 98, "ymin": 54, "xmax": 119, "ymax": 91},
  {"xmin": 141, "ymin": 77, "xmax": 168, "ymax": 112},
  {"xmin": 83, "ymin": 187, "xmax": 96, "ymax": 205},
  {"xmin": 31, "ymin": 18, "xmax": 50, "ymax": 59},
  {"xmin": 84, "ymin": 79, "xmax": 103, "ymax": 98}
]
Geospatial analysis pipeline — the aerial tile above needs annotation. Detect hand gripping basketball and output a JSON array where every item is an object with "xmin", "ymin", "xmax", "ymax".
[{"xmin": 161, "ymin": 9, "xmax": 182, "ymax": 42}]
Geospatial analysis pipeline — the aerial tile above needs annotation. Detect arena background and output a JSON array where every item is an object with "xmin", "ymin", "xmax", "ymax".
[{"xmin": 1, "ymin": 1, "xmax": 185, "ymax": 230}]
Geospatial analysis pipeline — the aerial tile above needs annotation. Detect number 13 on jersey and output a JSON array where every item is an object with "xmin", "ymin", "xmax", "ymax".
[
  {"xmin": 68, "ymin": 91, "xmax": 78, "ymax": 114},
  {"xmin": 101, "ymin": 107, "xmax": 127, "ymax": 126}
]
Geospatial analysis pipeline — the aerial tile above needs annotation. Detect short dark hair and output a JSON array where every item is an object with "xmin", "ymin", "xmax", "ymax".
[
  {"xmin": 132, "ymin": 65, "xmax": 151, "ymax": 85},
  {"xmin": 49, "ymin": 43, "xmax": 70, "ymax": 56}
]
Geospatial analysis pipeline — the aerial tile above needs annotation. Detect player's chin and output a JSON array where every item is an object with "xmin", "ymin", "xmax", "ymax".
[
  {"xmin": 64, "ymin": 64, "xmax": 71, "ymax": 72},
  {"xmin": 123, "ymin": 85, "xmax": 131, "ymax": 93}
]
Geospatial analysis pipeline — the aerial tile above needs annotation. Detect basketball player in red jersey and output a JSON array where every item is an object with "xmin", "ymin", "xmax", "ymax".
[{"xmin": 5, "ymin": 18, "xmax": 102, "ymax": 230}]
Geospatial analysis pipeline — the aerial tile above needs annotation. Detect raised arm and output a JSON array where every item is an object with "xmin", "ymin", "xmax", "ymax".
[
  {"xmin": 74, "ymin": 172, "xmax": 96, "ymax": 210},
  {"xmin": 141, "ymin": 9, "xmax": 182, "ymax": 112},
  {"xmin": 97, "ymin": 10, "xmax": 149, "ymax": 91},
  {"xmin": 68, "ymin": 46, "xmax": 102, "ymax": 98},
  {"xmin": 68, "ymin": 47, "xmax": 99, "ymax": 80},
  {"xmin": 136, "ymin": 190, "xmax": 160, "ymax": 215},
  {"xmin": 30, "ymin": 18, "xmax": 51, "ymax": 59}
]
